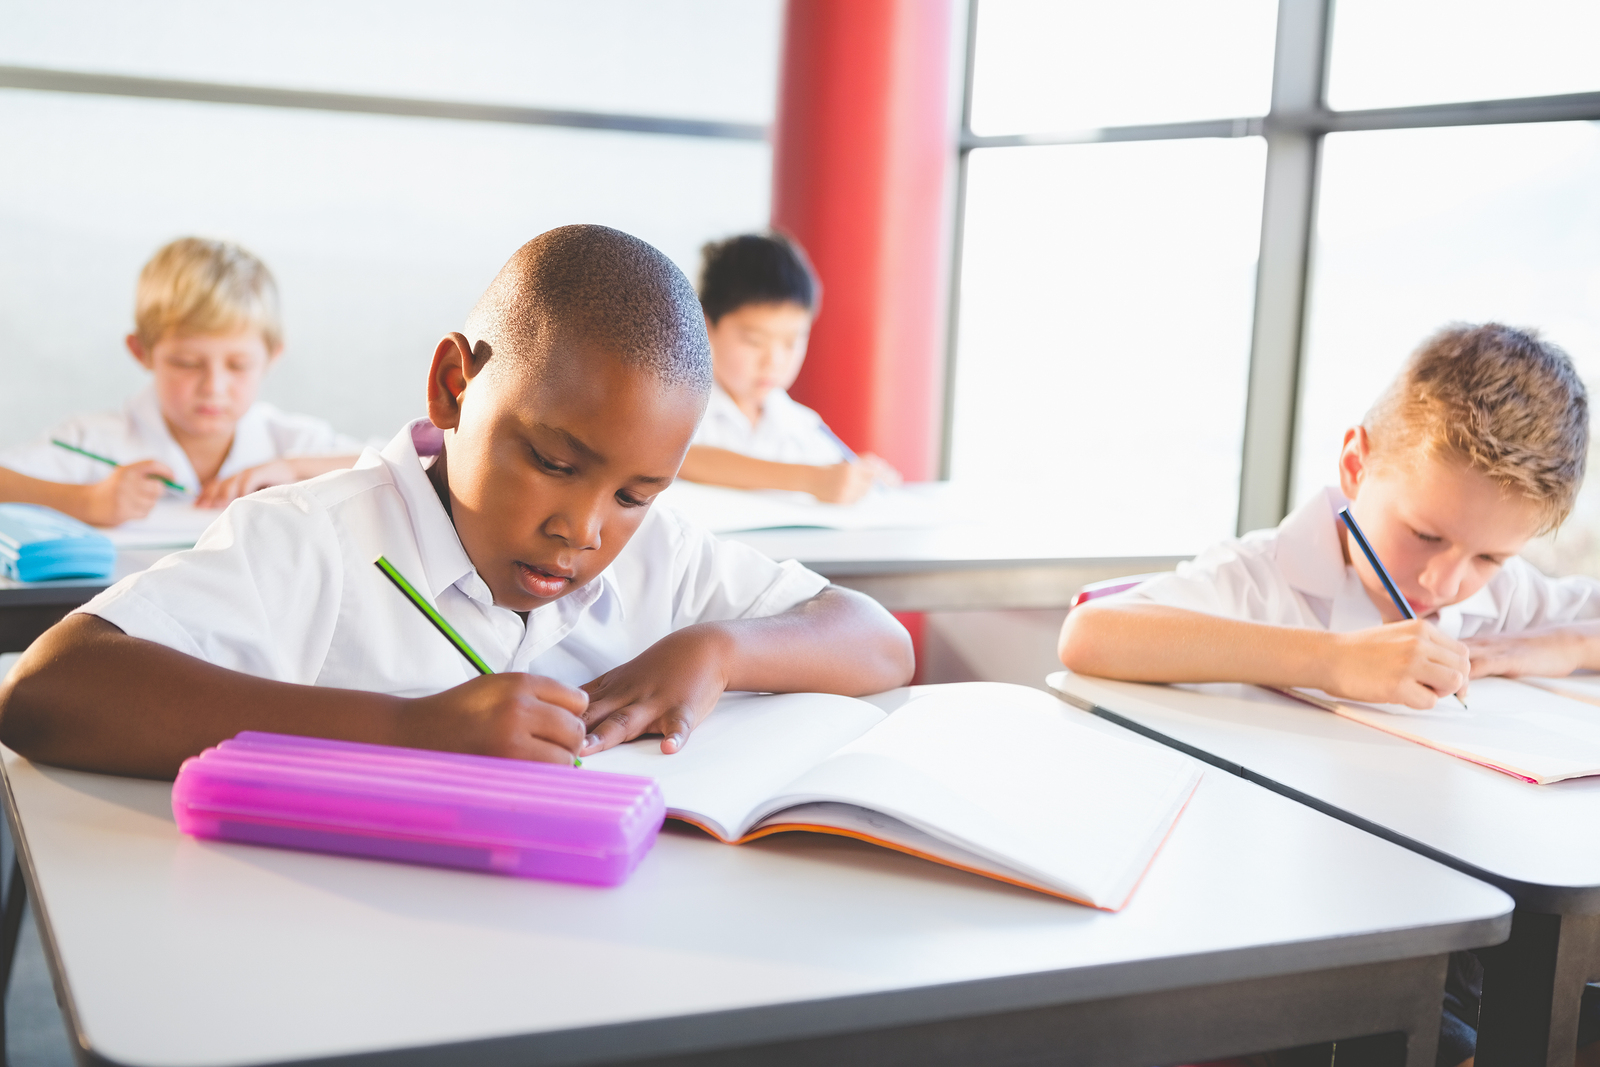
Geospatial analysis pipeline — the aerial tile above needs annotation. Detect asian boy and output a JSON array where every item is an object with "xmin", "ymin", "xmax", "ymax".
[{"xmin": 676, "ymin": 232, "xmax": 900, "ymax": 504}]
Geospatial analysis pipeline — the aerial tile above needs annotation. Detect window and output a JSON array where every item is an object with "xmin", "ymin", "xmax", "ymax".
[
  {"xmin": 951, "ymin": 138, "xmax": 1266, "ymax": 549},
  {"xmin": 1327, "ymin": 0, "xmax": 1600, "ymax": 111},
  {"xmin": 970, "ymin": 0, "xmax": 1277, "ymax": 134}
]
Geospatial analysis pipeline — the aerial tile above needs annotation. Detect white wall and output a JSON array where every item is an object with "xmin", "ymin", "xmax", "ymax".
[{"xmin": 0, "ymin": 1, "xmax": 781, "ymax": 445}]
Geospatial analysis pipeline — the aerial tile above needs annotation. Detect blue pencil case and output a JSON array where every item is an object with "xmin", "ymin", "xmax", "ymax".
[{"xmin": 0, "ymin": 504, "xmax": 116, "ymax": 582}]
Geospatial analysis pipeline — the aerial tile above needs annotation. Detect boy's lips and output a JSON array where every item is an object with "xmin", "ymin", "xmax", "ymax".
[{"xmin": 515, "ymin": 560, "xmax": 575, "ymax": 599}]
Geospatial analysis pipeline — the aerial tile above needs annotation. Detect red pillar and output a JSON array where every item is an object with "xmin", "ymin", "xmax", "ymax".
[{"xmin": 771, "ymin": 0, "xmax": 956, "ymax": 482}]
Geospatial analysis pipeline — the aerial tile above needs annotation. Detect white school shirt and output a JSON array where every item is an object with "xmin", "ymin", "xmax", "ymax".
[
  {"xmin": 77, "ymin": 419, "xmax": 831, "ymax": 696},
  {"xmin": 0, "ymin": 384, "xmax": 363, "ymax": 490},
  {"xmin": 691, "ymin": 383, "xmax": 848, "ymax": 466},
  {"xmin": 1117, "ymin": 486, "xmax": 1600, "ymax": 639}
]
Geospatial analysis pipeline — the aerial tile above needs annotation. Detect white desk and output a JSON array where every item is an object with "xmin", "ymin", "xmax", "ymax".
[
  {"xmin": 1049, "ymin": 671, "xmax": 1600, "ymax": 1067},
  {"xmin": 0, "ymin": 550, "xmax": 170, "ymax": 653},
  {"xmin": 0, "ymin": 690, "xmax": 1508, "ymax": 1067}
]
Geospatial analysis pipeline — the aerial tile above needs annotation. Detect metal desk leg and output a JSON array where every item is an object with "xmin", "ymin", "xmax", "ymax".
[
  {"xmin": 1478, "ymin": 910, "xmax": 1600, "ymax": 1067},
  {"xmin": 0, "ymin": 857, "xmax": 25, "ymax": 1067}
]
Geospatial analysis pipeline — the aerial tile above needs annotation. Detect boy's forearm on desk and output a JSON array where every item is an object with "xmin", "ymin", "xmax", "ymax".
[
  {"xmin": 0, "ymin": 615, "xmax": 402, "ymax": 779},
  {"xmin": 679, "ymin": 446, "xmax": 823, "ymax": 495},
  {"xmin": 1059, "ymin": 602, "xmax": 1337, "ymax": 689}
]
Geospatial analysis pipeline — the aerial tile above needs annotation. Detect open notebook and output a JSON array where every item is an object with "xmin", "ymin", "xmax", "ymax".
[
  {"xmin": 582, "ymin": 682, "xmax": 1201, "ymax": 910},
  {"xmin": 1281, "ymin": 678, "xmax": 1600, "ymax": 785}
]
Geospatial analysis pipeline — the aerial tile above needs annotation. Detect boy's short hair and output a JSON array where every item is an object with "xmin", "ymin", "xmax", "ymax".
[
  {"xmin": 134, "ymin": 237, "xmax": 283, "ymax": 352},
  {"xmin": 465, "ymin": 225, "xmax": 711, "ymax": 392},
  {"xmin": 1364, "ymin": 322, "xmax": 1588, "ymax": 531},
  {"xmin": 697, "ymin": 232, "xmax": 820, "ymax": 325}
]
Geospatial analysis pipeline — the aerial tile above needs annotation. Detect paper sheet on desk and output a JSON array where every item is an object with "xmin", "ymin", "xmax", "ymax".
[
  {"xmin": 102, "ymin": 502, "xmax": 223, "ymax": 549},
  {"xmin": 1279, "ymin": 679, "xmax": 1600, "ymax": 784},
  {"xmin": 657, "ymin": 480, "xmax": 959, "ymax": 533}
]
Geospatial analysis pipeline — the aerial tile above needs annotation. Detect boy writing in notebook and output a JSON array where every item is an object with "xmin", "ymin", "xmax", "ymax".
[
  {"xmin": 1060, "ymin": 322, "xmax": 1600, "ymax": 1067},
  {"xmin": 676, "ymin": 232, "xmax": 900, "ymax": 504},
  {"xmin": 0, "ymin": 237, "xmax": 361, "ymax": 526},
  {"xmin": 0, "ymin": 226, "xmax": 914, "ymax": 778}
]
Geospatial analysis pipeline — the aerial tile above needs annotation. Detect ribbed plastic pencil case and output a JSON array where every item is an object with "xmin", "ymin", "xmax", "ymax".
[
  {"xmin": 0, "ymin": 503, "xmax": 115, "ymax": 581},
  {"xmin": 172, "ymin": 732, "xmax": 666, "ymax": 886}
]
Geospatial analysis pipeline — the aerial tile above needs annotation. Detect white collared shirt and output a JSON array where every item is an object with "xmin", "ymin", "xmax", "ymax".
[
  {"xmin": 691, "ymin": 383, "xmax": 848, "ymax": 466},
  {"xmin": 1119, "ymin": 486, "xmax": 1600, "ymax": 639},
  {"xmin": 0, "ymin": 384, "xmax": 363, "ymax": 491},
  {"xmin": 77, "ymin": 420, "xmax": 831, "ymax": 695}
]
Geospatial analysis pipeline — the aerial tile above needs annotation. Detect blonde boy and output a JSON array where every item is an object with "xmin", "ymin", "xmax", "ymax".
[
  {"xmin": 1060, "ymin": 322, "xmax": 1600, "ymax": 1067},
  {"xmin": 0, "ymin": 238, "xmax": 360, "ymax": 525}
]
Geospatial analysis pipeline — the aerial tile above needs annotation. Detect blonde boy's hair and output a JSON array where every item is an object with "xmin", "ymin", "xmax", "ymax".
[
  {"xmin": 134, "ymin": 237, "xmax": 282, "ymax": 352},
  {"xmin": 1363, "ymin": 323, "xmax": 1588, "ymax": 532}
]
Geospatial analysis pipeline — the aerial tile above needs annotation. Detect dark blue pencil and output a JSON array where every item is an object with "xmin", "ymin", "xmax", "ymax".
[{"xmin": 1338, "ymin": 507, "xmax": 1467, "ymax": 708}]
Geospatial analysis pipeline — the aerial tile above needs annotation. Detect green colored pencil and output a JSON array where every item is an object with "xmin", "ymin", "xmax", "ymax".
[
  {"xmin": 373, "ymin": 556, "xmax": 581, "ymax": 766},
  {"xmin": 51, "ymin": 439, "xmax": 188, "ymax": 492}
]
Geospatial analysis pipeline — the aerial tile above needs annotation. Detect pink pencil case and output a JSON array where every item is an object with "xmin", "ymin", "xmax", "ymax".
[{"xmin": 172, "ymin": 732, "xmax": 665, "ymax": 886}]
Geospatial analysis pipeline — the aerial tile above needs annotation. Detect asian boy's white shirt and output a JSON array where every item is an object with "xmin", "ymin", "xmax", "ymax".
[
  {"xmin": 77, "ymin": 420, "xmax": 830, "ymax": 695},
  {"xmin": 0, "ymin": 384, "xmax": 363, "ymax": 490},
  {"xmin": 691, "ymin": 383, "xmax": 847, "ymax": 466},
  {"xmin": 1119, "ymin": 486, "xmax": 1600, "ymax": 639}
]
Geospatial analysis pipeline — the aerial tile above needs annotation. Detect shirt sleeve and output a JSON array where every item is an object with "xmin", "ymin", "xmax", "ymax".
[
  {"xmin": 1477, "ymin": 558, "xmax": 1600, "ymax": 633},
  {"xmin": 75, "ymin": 487, "xmax": 344, "ymax": 683},
  {"xmin": 1114, "ymin": 535, "xmax": 1305, "ymax": 626},
  {"xmin": 653, "ymin": 506, "xmax": 830, "ymax": 627}
]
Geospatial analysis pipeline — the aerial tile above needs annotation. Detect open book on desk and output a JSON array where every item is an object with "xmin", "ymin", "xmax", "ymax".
[
  {"xmin": 103, "ymin": 501, "xmax": 223, "ymax": 549},
  {"xmin": 582, "ymin": 682, "xmax": 1201, "ymax": 910},
  {"xmin": 1280, "ymin": 678, "xmax": 1600, "ymax": 785}
]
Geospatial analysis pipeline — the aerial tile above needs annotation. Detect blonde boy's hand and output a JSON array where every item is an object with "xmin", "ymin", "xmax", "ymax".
[
  {"xmin": 196, "ymin": 460, "xmax": 295, "ymax": 509},
  {"xmin": 397, "ymin": 673, "xmax": 587, "ymax": 764},
  {"xmin": 579, "ymin": 626, "xmax": 732, "ymax": 755},
  {"xmin": 83, "ymin": 460, "xmax": 176, "ymax": 526},
  {"xmin": 1465, "ymin": 630, "xmax": 1585, "ymax": 680},
  {"xmin": 1326, "ymin": 619, "xmax": 1471, "ymax": 709}
]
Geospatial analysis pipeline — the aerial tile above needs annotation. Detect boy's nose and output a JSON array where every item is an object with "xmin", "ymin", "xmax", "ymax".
[{"xmin": 544, "ymin": 497, "xmax": 603, "ymax": 550}]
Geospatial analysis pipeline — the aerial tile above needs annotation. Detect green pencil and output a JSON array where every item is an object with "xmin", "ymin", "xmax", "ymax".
[
  {"xmin": 51, "ymin": 439, "xmax": 188, "ymax": 493},
  {"xmin": 373, "ymin": 555, "xmax": 582, "ymax": 766}
]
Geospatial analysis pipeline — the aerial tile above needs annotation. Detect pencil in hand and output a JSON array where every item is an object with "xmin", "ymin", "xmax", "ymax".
[{"xmin": 51, "ymin": 439, "xmax": 188, "ymax": 493}]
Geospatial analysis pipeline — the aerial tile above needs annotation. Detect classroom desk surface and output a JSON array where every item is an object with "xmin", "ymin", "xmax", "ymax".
[
  {"xmin": 1048, "ymin": 671, "xmax": 1600, "ymax": 1067},
  {"xmin": 1, "ymin": 689, "xmax": 1509, "ymax": 1067},
  {"xmin": 0, "ymin": 550, "xmax": 169, "ymax": 653},
  {"xmin": 728, "ymin": 525, "xmax": 1187, "ymax": 612}
]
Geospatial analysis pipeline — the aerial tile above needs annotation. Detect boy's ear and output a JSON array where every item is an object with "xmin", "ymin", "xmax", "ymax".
[
  {"xmin": 125, "ymin": 334, "xmax": 153, "ymax": 370},
  {"xmin": 1338, "ymin": 426, "xmax": 1370, "ymax": 499},
  {"xmin": 426, "ymin": 332, "xmax": 479, "ymax": 430}
]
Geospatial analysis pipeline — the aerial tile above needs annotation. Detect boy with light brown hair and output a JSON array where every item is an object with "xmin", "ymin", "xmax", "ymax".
[
  {"xmin": 0, "ymin": 237, "xmax": 361, "ymax": 525},
  {"xmin": 1060, "ymin": 321, "xmax": 1600, "ymax": 1066}
]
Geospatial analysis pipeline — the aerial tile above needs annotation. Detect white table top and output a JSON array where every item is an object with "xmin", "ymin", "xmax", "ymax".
[
  {"xmin": 3, "ymin": 689, "xmax": 1509, "ymax": 1067},
  {"xmin": 1050, "ymin": 671, "xmax": 1600, "ymax": 913}
]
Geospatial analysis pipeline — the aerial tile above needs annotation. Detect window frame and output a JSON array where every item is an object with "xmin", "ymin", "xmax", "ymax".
[{"xmin": 944, "ymin": 0, "xmax": 1600, "ymax": 534}]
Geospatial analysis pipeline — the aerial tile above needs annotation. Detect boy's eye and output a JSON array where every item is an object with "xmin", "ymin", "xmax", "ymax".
[
  {"xmin": 1411, "ymin": 528, "xmax": 1443, "ymax": 543},
  {"xmin": 615, "ymin": 490, "xmax": 650, "ymax": 509},
  {"xmin": 530, "ymin": 448, "xmax": 573, "ymax": 475}
]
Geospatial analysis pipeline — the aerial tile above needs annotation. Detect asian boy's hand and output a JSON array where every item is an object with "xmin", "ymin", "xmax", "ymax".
[
  {"xmin": 397, "ymin": 673, "xmax": 588, "ymax": 764},
  {"xmin": 84, "ymin": 460, "xmax": 176, "ymax": 525},
  {"xmin": 810, "ymin": 460, "xmax": 878, "ymax": 504},
  {"xmin": 579, "ymin": 626, "xmax": 732, "ymax": 755},
  {"xmin": 1327, "ymin": 619, "xmax": 1471, "ymax": 709}
]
